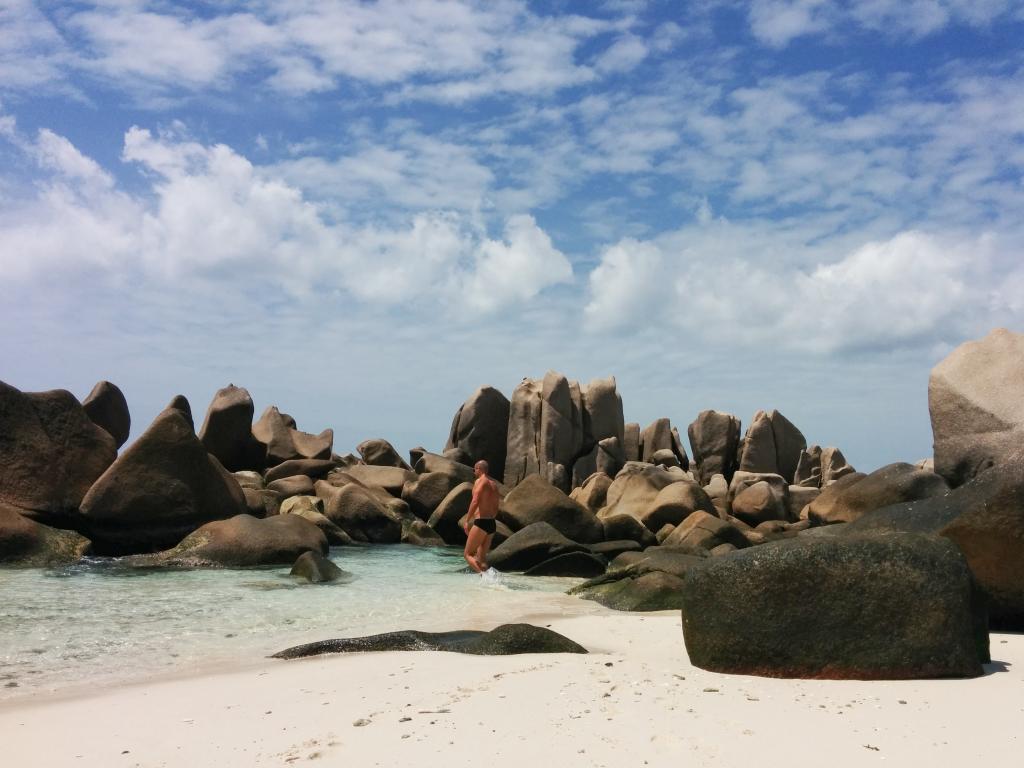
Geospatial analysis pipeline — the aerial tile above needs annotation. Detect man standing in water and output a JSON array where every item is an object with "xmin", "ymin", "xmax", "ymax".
[{"xmin": 463, "ymin": 460, "xmax": 499, "ymax": 573}]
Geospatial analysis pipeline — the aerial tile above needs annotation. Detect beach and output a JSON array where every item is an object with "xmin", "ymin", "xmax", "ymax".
[{"xmin": 2, "ymin": 609, "xmax": 1021, "ymax": 768}]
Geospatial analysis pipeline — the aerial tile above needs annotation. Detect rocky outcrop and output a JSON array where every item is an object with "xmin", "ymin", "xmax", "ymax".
[
  {"xmin": 641, "ymin": 481, "xmax": 718, "ymax": 531},
  {"xmin": 522, "ymin": 551, "xmax": 607, "ymax": 577},
  {"xmin": 252, "ymin": 406, "xmax": 332, "ymax": 468},
  {"xmin": 264, "ymin": 458, "xmax": 338, "ymax": 484},
  {"xmin": 357, "ymin": 439, "xmax": 411, "ymax": 470},
  {"xmin": 445, "ymin": 386, "xmax": 510, "ymax": 480},
  {"xmin": 132, "ymin": 514, "xmax": 327, "ymax": 567},
  {"xmin": 737, "ymin": 410, "xmax": 807, "ymax": 483},
  {"xmin": 688, "ymin": 410, "xmax": 741, "ymax": 485},
  {"xmin": 401, "ymin": 472, "xmax": 461, "ymax": 520},
  {"xmin": 680, "ymin": 534, "xmax": 987, "ymax": 679},
  {"xmin": 273, "ymin": 623, "xmax": 587, "ymax": 659},
  {"xmin": 198, "ymin": 385, "xmax": 262, "ymax": 472},
  {"xmin": 569, "ymin": 472, "xmax": 612, "ymax": 513},
  {"xmin": 81, "ymin": 380, "xmax": 131, "ymax": 448},
  {"xmin": 596, "ymin": 462, "xmax": 681, "ymax": 531},
  {"xmin": 820, "ymin": 446, "xmax": 857, "ymax": 485},
  {"xmin": 0, "ymin": 381, "xmax": 117, "ymax": 523},
  {"xmin": 426, "ymin": 482, "xmax": 474, "ymax": 544},
  {"xmin": 661, "ymin": 511, "xmax": 749, "ymax": 553},
  {"xmin": 315, "ymin": 480, "xmax": 401, "ymax": 543},
  {"xmin": 504, "ymin": 373, "xmax": 624, "ymax": 491},
  {"xmin": 487, "ymin": 522, "xmax": 588, "ymax": 571},
  {"xmin": 640, "ymin": 418, "xmax": 688, "ymax": 468},
  {"xmin": 0, "ymin": 501, "xmax": 92, "ymax": 566},
  {"xmin": 600, "ymin": 513, "xmax": 657, "ymax": 547},
  {"xmin": 570, "ymin": 549, "xmax": 707, "ymax": 611},
  {"xmin": 804, "ymin": 463, "xmax": 948, "ymax": 526},
  {"xmin": 280, "ymin": 495, "xmax": 354, "ymax": 546},
  {"xmin": 337, "ymin": 465, "xmax": 415, "ymax": 497},
  {"xmin": 499, "ymin": 475, "xmax": 603, "ymax": 543},
  {"xmin": 930, "ymin": 328, "xmax": 1024, "ymax": 487},
  {"xmin": 78, "ymin": 403, "xmax": 246, "ymax": 554}
]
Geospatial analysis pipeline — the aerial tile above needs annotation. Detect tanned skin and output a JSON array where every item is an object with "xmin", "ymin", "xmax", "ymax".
[{"xmin": 463, "ymin": 459, "xmax": 499, "ymax": 573}]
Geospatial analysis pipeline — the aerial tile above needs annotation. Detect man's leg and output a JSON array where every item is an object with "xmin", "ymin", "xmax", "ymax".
[
  {"xmin": 464, "ymin": 526, "xmax": 485, "ymax": 572},
  {"xmin": 475, "ymin": 533, "xmax": 495, "ymax": 571}
]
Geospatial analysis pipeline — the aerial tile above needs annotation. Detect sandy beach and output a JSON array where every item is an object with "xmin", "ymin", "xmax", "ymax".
[{"xmin": 2, "ymin": 609, "xmax": 1021, "ymax": 768}]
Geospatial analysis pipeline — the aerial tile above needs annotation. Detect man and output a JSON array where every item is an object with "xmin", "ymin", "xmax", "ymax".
[{"xmin": 463, "ymin": 459, "xmax": 499, "ymax": 573}]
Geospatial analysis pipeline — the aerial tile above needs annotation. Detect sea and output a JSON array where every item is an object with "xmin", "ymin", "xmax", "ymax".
[{"xmin": 0, "ymin": 545, "xmax": 603, "ymax": 702}]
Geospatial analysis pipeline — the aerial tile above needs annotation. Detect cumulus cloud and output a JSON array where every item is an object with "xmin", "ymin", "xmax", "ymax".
[
  {"xmin": 585, "ymin": 223, "xmax": 1023, "ymax": 353},
  {"xmin": 0, "ymin": 122, "xmax": 572, "ymax": 314}
]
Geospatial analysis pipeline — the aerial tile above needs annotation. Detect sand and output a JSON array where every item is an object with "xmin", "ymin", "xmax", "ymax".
[{"xmin": 1, "ymin": 610, "xmax": 1021, "ymax": 768}]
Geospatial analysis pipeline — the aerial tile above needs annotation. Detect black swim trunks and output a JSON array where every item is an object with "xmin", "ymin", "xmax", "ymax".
[{"xmin": 473, "ymin": 518, "xmax": 497, "ymax": 534}]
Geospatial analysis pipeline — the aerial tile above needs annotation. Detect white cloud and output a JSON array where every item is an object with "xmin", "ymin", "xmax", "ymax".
[
  {"xmin": 748, "ymin": 0, "xmax": 831, "ymax": 48},
  {"xmin": 594, "ymin": 34, "xmax": 648, "ymax": 73},
  {"xmin": 0, "ymin": 122, "xmax": 572, "ymax": 315}
]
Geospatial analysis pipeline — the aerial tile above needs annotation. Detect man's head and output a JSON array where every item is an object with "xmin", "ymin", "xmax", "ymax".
[{"xmin": 474, "ymin": 459, "xmax": 489, "ymax": 477}]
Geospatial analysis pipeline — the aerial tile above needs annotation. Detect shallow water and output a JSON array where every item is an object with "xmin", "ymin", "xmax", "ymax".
[{"xmin": 0, "ymin": 545, "xmax": 600, "ymax": 701}]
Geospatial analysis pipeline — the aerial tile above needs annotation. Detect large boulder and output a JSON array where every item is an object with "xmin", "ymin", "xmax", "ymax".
[
  {"xmin": 427, "ymin": 482, "xmax": 474, "ymax": 544},
  {"xmin": 445, "ymin": 386, "xmax": 510, "ymax": 481},
  {"xmin": 499, "ymin": 474, "xmax": 603, "ymax": 543},
  {"xmin": 570, "ymin": 472, "xmax": 613, "ymax": 512},
  {"xmin": 281, "ymin": 496, "xmax": 355, "ymax": 546},
  {"xmin": 198, "ymin": 385, "xmax": 262, "ymax": 472},
  {"xmin": 661, "ymin": 511, "xmax": 749, "ymax": 553},
  {"xmin": 570, "ymin": 549, "xmax": 707, "ymax": 611},
  {"xmin": 264, "ymin": 458, "xmax": 338, "ymax": 484},
  {"xmin": 680, "ymin": 534, "xmax": 987, "ymax": 679},
  {"xmin": 81, "ymin": 380, "xmax": 131, "ymax": 448},
  {"xmin": 805, "ymin": 463, "xmax": 948, "ymax": 526},
  {"xmin": 600, "ymin": 513, "xmax": 657, "ymax": 547},
  {"xmin": 687, "ymin": 410, "xmax": 741, "ymax": 485},
  {"xmin": 820, "ymin": 446, "xmax": 857, "ymax": 485},
  {"xmin": 290, "ymin": 551, "xmax": 346, "ymax": 583},
  {"xmin": 401, "ymin": 472, "xmax": 460, "ymax": 520},
  {"xmin": 596, "ymin": 462, "xmax": 680, "ymax": 530},
  {"xmin": 315, "ymin": 480, "xmax": 401, "ymax": 543},
  {"xmin": 134, "ymin": 514, "xmax": 327, "ymax": 567},
  {"xmin": 252, "ymin": 406, "xmax": 332, "ymax": 468},
  {"xmin": 0, "ymin": 381, "xmax": 118, "ymax": 523},
  {"xmin": 338, "ymin": 464, "xmax": 415, "ymax": 497},
  {"xmin": 523, "ymin": 551, "xmax": 607, "ymax": 577},
  {"xmin": 731, "ymin": 479, "xmax": 790, "ymax": 526},
  {"xmin": 357, "ymin": 438, "xmax": 411, "ymax": 470},
  {"xmin": 640, "ymin": 418, "xmax": 688, "ymax": 468},
  {"xmin": 930, "ymin": 328, "xmax": 1024, "ymax": 487},
  {"xmin": 641, "ymin": 481, "xmax": 718, "ymax": 531},
  {"xmin": 488, "ymin": 522, "xmax": 588, "ymax": 572},
  {"xmin": 78, "ymin": 403, "xmax": 246, "ymax": 555},
  {"xmin": 738, "ymin": 410, "xmax": 806, "ymax": 483},
  {"xmin": 0, "ymin": 501, "xmax": 92, "ymax": 566}
]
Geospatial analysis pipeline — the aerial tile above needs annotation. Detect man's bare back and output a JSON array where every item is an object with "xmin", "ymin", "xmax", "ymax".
[{"xmin": 464, "ymin": 460, "xmax": 499, "ymax": 573}]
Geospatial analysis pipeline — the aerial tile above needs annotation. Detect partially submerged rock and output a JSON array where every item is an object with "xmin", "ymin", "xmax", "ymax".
[
  {"xmin": 272, "ymin": 623, "xmax": 587, "ymax": 659},
  {"xmin": 290, "ymin": 550, "xmax": 346, "ymax": 583},
  {"xmin": 0, "ymin": 502, "xmax": 92, "ymax": 566}
]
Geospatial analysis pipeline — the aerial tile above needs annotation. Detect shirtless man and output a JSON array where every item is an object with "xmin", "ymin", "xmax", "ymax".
[{"xmin": 463, "ymin": 460, "xmax": 499, "ymax": 573}]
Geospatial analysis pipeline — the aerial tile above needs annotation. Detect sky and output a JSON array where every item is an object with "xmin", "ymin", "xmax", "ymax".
[{"xmin": 2, "ymin": 0, "xmax": 1023, "ymax": 473}]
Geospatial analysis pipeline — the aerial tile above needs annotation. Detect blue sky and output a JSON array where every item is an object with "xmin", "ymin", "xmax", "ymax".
[{"xmin": 2, "ymin": 0, "xmax": 1023, "ymax": 471}]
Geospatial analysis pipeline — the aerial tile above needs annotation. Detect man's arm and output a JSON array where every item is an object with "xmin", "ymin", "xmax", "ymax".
[{"xmin": 465, "ymin": 480, "xmax": 481, "ymax": 530}]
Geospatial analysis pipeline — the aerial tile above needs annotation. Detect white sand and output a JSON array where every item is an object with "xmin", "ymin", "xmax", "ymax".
[{"xmin": 2, "ymin": 610, "xmax": 1022, "ymax": 768}]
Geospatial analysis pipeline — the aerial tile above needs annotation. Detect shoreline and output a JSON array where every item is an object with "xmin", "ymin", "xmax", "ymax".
[{"xmin": 2, "ymin": 610, "xmax": 1022, "ymax": 767}]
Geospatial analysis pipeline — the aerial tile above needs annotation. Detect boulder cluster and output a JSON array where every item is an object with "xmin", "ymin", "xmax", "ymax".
[{"xmin": 2, "ymin": 328, "xmax": 1022, "ymax": 680}]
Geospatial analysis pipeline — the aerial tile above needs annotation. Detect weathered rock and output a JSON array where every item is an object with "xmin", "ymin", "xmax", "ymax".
[
  {"xmin": 264, "ymin": 459, "xmax": 338, "ymax": 484},
  {"xmin": 252, "ymin": 406, "xmax": 332, "ymax": 468},
  {"xmin": 337, "ymin": 464, "xmax": 415, "ymax": 497},
  {"xmin": 570, "ymin": 472, "xmax": 613, "ymax": 513},
  {"xmin": 414, "ymin": 451, "xmax": 476, "ymax": 482},
  {"xmin": 597, "ymin": 462, "xmax": 680, "ymax": 529},
  {"xmin": 282, "ymin": 497, "xmax": 355, "ymax": 546},
  {"xmin": 0, "ymin": 381, "xmax": 118, "ymax": 522},
  {"xmin": 81, "ymin": 380, "xmax": 131, "ymax": 448},
  {"xmin": 79, "ymin": 404, "xmax": 246, "ymax": 555},
  {"xmin": 794, "ymin": 445, "xmax": 823, "ymax": 487},
  {"xmin": 315, "ymin": 480, "xmax": 401, "ymax": 543},
  {"xmin": 133, "ymin": 514, "xmax": 327, "ymax": 567},
  {"xmin": 0, "ymin": 502, "xmax": 92, "ymax": 566},
  {"xmin": 266, "ymin": 475, "xmax": 315, "ymax": 499},
  {"xmin": 731, "ymin": 480, "xmax": 790, "ymax": 526},
  {"xmin": 805, "ymin": 463, "xmax": 948, "ymax": 526},
  {"xmin": 703, "ymin": 473, "xmax": 729, "ymax": 517},
  {"xmin": 589, "ymin": 540, "xmax": 642, "ymax": 559},
  {"xmin": 166, "ymin": 395, "xmax": 193, "ymax": 428},
  {"xmin": 357, "ymin": 438, "xmax": 412, "ymax": 470},
  {"xmin": 273, "ymin": 623, "xmax": 587, "ymax": 659},
  {"xmin": 582, "ymin": 376, "xmax": 625, "ymax": 448},
  {"xmin": 198, "ymin": 385, "xmax": 262, "ymax": 472},
  {"xmin": 242, "ymin": 488, "xmax": 281, "ymax": 518},
  {"xmin": 488, "ymin": 522, "xmax": 588, "ymax": 572},
  {"xmin": 499, "ymin": 475, "xmax": 603, "ymax": 543},
  {"xmin": 427, "ymin": 482, "xmax": 474, "ymax": 544},
  {"xmin": 571, "ymin": 437, "xmax": 624, "ymax": 489},
  {"xmin": 523, "ymin": 551, "xmax": 607, "ymax": 577},
  {"xmin": 572, "ymin": 570, "xmax": 687, "ymax": 611},
  {"xmin": 738, "ymin": 410, "xmax": 806, "ymax": 483},
  {"xmin": 787, "ymin": 485, "xmax": 820, "ymax": 520},
  {"xmin": 401, "ymin": 472, "xmax": 460, "ymax": 520},
  {"xmin": 930, "ymin": 329, "xmax": 1024, "ymax": 487},
  {"xmin": 640, "ymin": 418, "xmax": 687, "ymax": 468},
  {"xmin": 661, "ymin": 511, "xmax": 749, "ymax": 553},
  {"xmin": 650, "ymin": 448, "xmax": 679, "ymax": 469},
  {"xmin": 687, "ymin": 410, "xmax": 741, "ymax": 485},
  {"xmin": 445, "ymin": 386, "xmax": 510, "ymax": 481},
  {"xmin": 600, "ymin": 513, "xmax": 658, "ymax": 547},
  {"xmin": 820, "ymin": 446, "xmax": 856, "ymax": 485},
  {"xmin": 233, "ymin": 471, "xmax": 264, "ymax": 490},
  {"xmin": 623, "ymin": 422, "xmax": 640, "ymax": 463},
  {"xmin": 290, "ymin": 551, "xmax": 346, "ymax": 583},
  {"xmin": 401, "ymin": 516, "xmax": 446, "ymax": 547},
  {"xmin": 655, "ymin": 523, "xmax": 675, "ymax": 543},
  {"xmin": 642, "ymin": 481, "xmax": 718, "ymax": 532},
  {"xmin": 680, "ymin": 534, "xmax": 987, "ymax": 679}
]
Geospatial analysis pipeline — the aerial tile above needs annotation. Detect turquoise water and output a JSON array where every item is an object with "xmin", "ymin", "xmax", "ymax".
[{"xmin": 0, "ymin": 546, "xmax": 600, "ymax": 701}]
